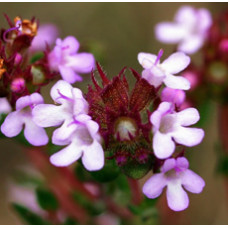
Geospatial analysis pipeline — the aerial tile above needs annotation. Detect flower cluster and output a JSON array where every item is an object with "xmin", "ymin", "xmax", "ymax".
[{"xmin": 0, "ymin": 12, "xmax": 206, "ymax": 215}]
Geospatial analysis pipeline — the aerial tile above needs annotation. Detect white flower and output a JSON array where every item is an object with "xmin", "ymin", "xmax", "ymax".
[
  {"xmin": 138, "ymin": 50, "xmax": 191, "ymax": 90},
  {"xmin": 150, "ymin": 102, "xmax": 204, "ymax": 159},
  {"xmin": 155, "ymin": 6, "xmax": 212, "ymax": 54}
]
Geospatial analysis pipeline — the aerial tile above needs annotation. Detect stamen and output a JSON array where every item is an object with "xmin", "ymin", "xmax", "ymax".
[
  {"xmin": 3, "ymin": 20, "xmax": 22, "ymax": 42},
  {"xmin": 154, "ymin": 49, "xmax": 164, "ymax": 66}
]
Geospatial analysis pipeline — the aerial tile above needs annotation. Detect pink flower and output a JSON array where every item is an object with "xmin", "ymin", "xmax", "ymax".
[
  {"xmin": 138, "ymin": 50, "xmax": 191, "ymax": 90},
  {"xmin": 32, "ymin": 80, "xmax": 104, "ymax": 170},
  {"xmin": 150, "ymin": 102, "xmax": 204, "ymax": 159},
  {"xmin": 161, "ymin": 87, "xmax": 186, "ymax": 107},
  {"xmin": 30, "ymin": 24, "xmax": 59, "ymax": 52},
  {"xmin": 0, "ymin": 98, "xmax": 11, "ymax": 114},
  {"xmin": 1, "ymin": 93, "xmax": 48, "ymax": 146},
  {"xmin": 155, "ymin": 6, "xmax": 212, "ymax": 54},
  {"xmin": 48, "ymin": 36, "xmax": 95, "ymax": 83},
  {"xmin": 143, "ymin": 157, "xmax": 205, "ymax": 211}
]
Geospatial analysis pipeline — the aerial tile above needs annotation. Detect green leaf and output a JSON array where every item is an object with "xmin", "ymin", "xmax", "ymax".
[
  {"xmin": 63, "ymin": 217, "xmax": 79, "ymax": 225},
  {"xmin": 12, "ymin": 203, "xmax": 50, "ymax": 225},
  {"xmin": 36, "ymin": 187, "xmax": 59, "ymax": 211},
  {"xmin": 30, "ymin": 52, "xmax": 44, "ymax": 64}
]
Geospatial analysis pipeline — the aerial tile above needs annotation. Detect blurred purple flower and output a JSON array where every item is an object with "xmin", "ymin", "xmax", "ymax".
[
  {"xmin": 30, "ymin": 24, "xmax": 59, "ymax": 52},
  {"xmin": 155, "ymin": 6, "xmax": 212, "ymax": 54},
  {"xmin": 143, "ymin": 157, "xmax": 205, "ymax": 211},
  {"xmin": 138, "ymin": 51, "xmax": 191, "ymax": 90},
  {"xmin": 0, "ymin": 97, "xmax": 11, "ymax": 114},
  {"xmin": 1, "ymin": 93, "xmax": 48, "ymax": 146},
  {"xmin": 48, "ymin": 36, "xmax": 95, "ymax": 83},
  {"xmin": 150, "ymin": 102, "xmax": 204, "ymax": 159}
]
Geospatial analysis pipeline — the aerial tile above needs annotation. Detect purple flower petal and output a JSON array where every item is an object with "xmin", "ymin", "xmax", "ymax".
[
  {"xmin": 32, "ymin": 104, "xmax": 65, "ymax": 127},
  {"xmin": 59, "ymin": 65, "xmax": 82, "ymax": 84},
  {"xmin": 81, "ymin": 140, "xmax": 104, "ymax": 171},
  {"xmin": 142, "ymin": 68, "xmax": 165, "ymax": 88},
  {"xmin": 138, "ymin": 52, "xmax": 157, "ymax": 68},
  {"xmin": 178, "ymin": 35, "xmax": 204, "ymax": 54},
  {"xmin": 16, "ymin": 93, "xmax": 43, "ymax": 110},
  {"xmin": 50, "ymin": 142, "xmax": 83, "ymax": 167},
  {"xmin": 142, "ymin": 173, "xmax": 167, "ymax": 198},
  {"xmin": 176, "ymin": 157, "xmax": 189, "ymax": 170},
  {"xmin": 155, "ymin": 23, "xmax": 187, "ymax": 43},
  {"xmin": 0, "ymin": 98, "xmax": 11, "ymax": 114},
  {"xmin": 161, "ymin": 158, "xmax": 176, "ymax": 173},
  {"xmin": 153, "ymin": 131, "xmax": 175, "ymax": 159},
  {"xmin": 198, "ymin": 8, "xmax": 212, "ymax": 32},
  {"xmin": 67, "ymin": 53, "xmax": 95, "ymax": 73},
  {"xmin": 164, "ymin": 74, "xmax": 191, "ymax": 90},
  {"xmin": 181, "ymin": 169, "xmax": 205, "ymax": 194},
  {"xmin": 1, "ymin": 111, "xmax": 23, "ymax": 137},
  {"xmin": 176, "ymin": 108, "xmax": 200, "ymax": 126},
  {"xmin": 50, "ymin": 80, "xmax": 73, "ymax": 104},
  {"xmin": 174, "ymin": 6, "xmax": 196, "ymax": 26},
  {"xmin": 162, "ymin": 52, "xmax": 190, "ymax": 74},
  {"xmin": 172, "ymin": 127, "xmax": 205, "ymax": 147},
  {"xmin": 24, "ymin": 118, "xmax": 49, "ymax": 146},
  {"xmin": 166, "ymin": 181, "xmax": 189, "ymax": 211},
  {"xmin": 62, "ymin": 36, "xmax": 80, "ymax": 55}
]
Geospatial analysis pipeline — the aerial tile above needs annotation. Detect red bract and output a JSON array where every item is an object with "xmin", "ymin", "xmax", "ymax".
[{"xmin": 87, "ymin": 63, "xmax": 157, "ymax": 178}]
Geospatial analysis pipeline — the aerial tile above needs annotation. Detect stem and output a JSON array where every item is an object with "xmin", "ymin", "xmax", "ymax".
[{"xmin": 127, "ymin": 178, "xmax": 143, "ymax": 205}]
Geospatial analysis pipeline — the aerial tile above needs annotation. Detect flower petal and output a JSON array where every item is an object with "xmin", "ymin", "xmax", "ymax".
[
  {"xmin": 153, "ymin": 131, "xmax": 175, "ymax": 159},
  {"xmin": 164, "ymin": 74, "xmax": 190, "ymax": 90},
  {"xmin": 59, "ymin": 65, "xmax": 82, "ymax": 84},
  {"xmin": 1, "ymin": 111, "xmax": 23, "ymax": 137},
  {"xmin": 176, "ymin": 157, "xmax": 189, "ymax": 170},
  {"xmin": 172, "ymin": 127, "xmax": 204, "ymax": 147},
  {"xmin": 161, "ymin": 158, "xmax": 176, "ymax": 173},
  {"xmin": 50, "ymin": 80, "xmax": 73, "ymax": 103},
  {"xmin": 142, "ymin": 68, "xmax": 165, "ymax": 88},
  {"xmin": 162, "ymin": 52, "xmax": 190, "ymax": 74},
  {"xmin": 155, "ymin": 23, "xmax": 187, "ymax": 43},
  {"xmin": 176, "ymin": 107, "xmax": 200, "ymax": 126},
  {"xmin": 81, "ymin": 140, "xmax": 104, "ymax": 171},
  {"xmin": 62, "ymin": 36, "xmax": 80, "ymax": 55},
  {"xmin": 66, "ymin": 53, "xmax": 95, "ymax": 73},
  {"xmin": 50, "ymin": 142, "xmax": 83, "ymax": 167},
  {"xmin": 166, "ymin": 181, "xmax": 189, "ymax": 211},
  {"xmin": 181, "ymin": 169, "xmax": 205, "ymax": 194},
  {"xmin": 32, "ymin": 104, "xmax": 65, "ymax": 127},
  {"xmin": 16, "ymin": 93, "xmax": 43, "ymax": 110},
  {"xmin": 0, "ymin": 98, "xmax": 11, "ymax": 114},
  {"xmin": 198, "ymin": 8, "xmax": 212, "ymax": 32},
  {"xmin": 24, "ymin": 118, "xmax": 49, "ymax": 146},
  {"xmin": 138, "ymin": 52, "xmax": 157, "ymax": 69},
  {"xmin": 178, "ymin": 35, "xmax": 204, "ymax": 54},
  {"xmin": 142, "ymin": 173, "xmax": 167, "ymax": 198},
  {"xmin": 175, "ymin": 6, "xmax": 196, "ymax": 27}
]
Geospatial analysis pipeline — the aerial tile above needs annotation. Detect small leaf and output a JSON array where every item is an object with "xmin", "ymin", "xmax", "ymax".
[
  {"xmin": 12, "ymin": 203, "xmax": 50, "ymax": 225},
  {"xmin": 30, "ymin": 52, "xmax": 44, "ymax": 64},
  {"xmin": 36, "ymin": 187, "xmax": 59, "ymax": 211}
]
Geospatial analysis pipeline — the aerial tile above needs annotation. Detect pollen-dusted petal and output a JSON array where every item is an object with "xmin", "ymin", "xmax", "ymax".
[
  {"xmin": 172, "ymin": 127, "xmax": 204, "ymax": 147},
  {"xmin": 50, "ymin": 80, "xmax": 73, "ymax": 103},
  {"xmin": 50, "ymin": 142, "xmax": 83, "ymax": 167},
  {"xmin": 32, "ymin": 104, "xmax": 65, "ymax": 127},
  {"xmin": 59, "ymin": 65, "xmax": 82, "ymax": 84},
  {"xmin": 24, "ymin": 118, "xmax": 49, "ymax": 146},
  {"xmin": 178, "ymin": 35, "xmax": 204, "ymax": 54},
  {"xmin": 164, "ymin": 74, "xmax": 190, "ymax": 90},
  {"xmin": 176, "ymin": 108, "xmax": 200, "ymax": 126},
  {"xmin": 81, "ymin": 140, "xmax": 104, "ymax": 171},
  {"xmin": 1, "ymin": 111, "xmax": 23, "ymax": 137},
  {"xmin": 155, "ymin": 23, "xmax": 187, "ymax": 43},
  {"xmin": 166, "ymin": 181, "xmax": 189, "ymax": 211},
  {"xmin": 142, "ymin": 173, "xmax": 167, "ymax": 198},
  {"xmin": 138, "ymin": 52, "xmax": 157, "ymax": 68},
  {"xmin": 66, "ymin": 53, "xmax": 95, "ymax": 73},
  {"xmin": 62, "ymin": 36, "xmax": 80, "ymax": 55},
  {"xmin": 181, "ymin": 169, "xmax": 205, "ymax": 194},
  {"xmin": 162, "ymin": 52, "xmax": 190, "ymax": 74},
  {"xmin": 153, "ymin": 131, "xmax": 175, "ymax": 159}
]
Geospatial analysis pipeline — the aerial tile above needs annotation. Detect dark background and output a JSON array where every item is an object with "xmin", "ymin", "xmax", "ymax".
[{"xmin": 0, "ymin": 2, "xmax": 228, "ymax": 224}]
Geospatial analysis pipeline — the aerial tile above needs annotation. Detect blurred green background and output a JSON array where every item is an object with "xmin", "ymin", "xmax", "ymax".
[{"xmin": 0, "ymin": 2, "xmax": 228, "ymax": 225}]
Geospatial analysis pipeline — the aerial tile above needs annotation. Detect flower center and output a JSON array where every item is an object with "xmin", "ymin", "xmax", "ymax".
[
  {"xmin": 114, "ymin": 117, "xmax": 137, "ymax": 141},
  {"xmin": 159, "ymin": 114, "xmax": 175, "ymax": 134}
]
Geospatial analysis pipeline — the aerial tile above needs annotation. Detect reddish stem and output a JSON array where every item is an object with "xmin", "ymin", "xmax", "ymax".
[{"xmin": 127, "ymin": 178, "xmax": 143, "ymax": 205}]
